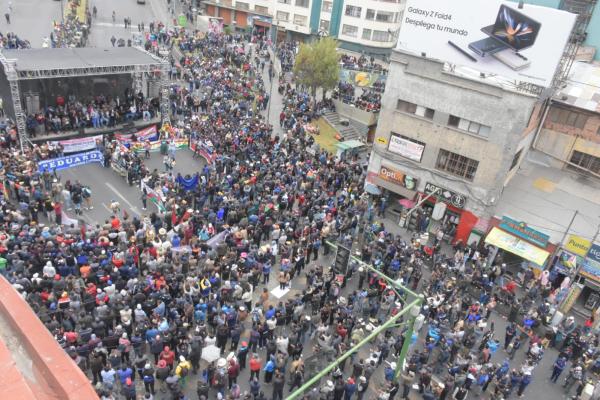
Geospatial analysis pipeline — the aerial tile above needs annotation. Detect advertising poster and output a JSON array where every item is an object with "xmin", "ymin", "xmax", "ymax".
[
  {"xmin": 339, "ymin": 69, "xmax": 387, "ymax": 89},
  {"xmin": 388, "ymin": 134, "xmax": 425, "ymax": 162},
  {"xmin": 397, "ymin": 0, "xmax": 576, "ymax": 87}
]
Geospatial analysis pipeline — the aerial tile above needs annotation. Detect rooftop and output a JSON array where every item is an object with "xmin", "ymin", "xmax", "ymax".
[
  {"xmin": 2, "ymin": 47, "xmax": 162, "ymax": 72},
  {"xmin": 555, "ymin": 61, "xmax": 600, "ymax": 113},
  {"xmin": 495, "ymin": 150, "xmax": 600, "ymax": 244},
  {"xmin": 0, "ymin": 276, "xmax": 97, "ymax": 400}
]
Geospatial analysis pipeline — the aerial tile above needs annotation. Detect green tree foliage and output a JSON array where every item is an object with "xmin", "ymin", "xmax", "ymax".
[{"xmin": 293, "ymin": 37, "xmax": 340, "ymax": 97}]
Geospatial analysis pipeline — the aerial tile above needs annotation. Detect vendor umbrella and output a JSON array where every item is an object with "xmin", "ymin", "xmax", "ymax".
[
  {"xmin": 364, "ymin": 183, "xmax": 382, "ymax": 196},
  {"xmin": 399, "ymin": 198, "xmax": 415, "ymax": 209},
  {"xmin": 201, "ymin": 344, "xmax": 221, "ymax": 363}
]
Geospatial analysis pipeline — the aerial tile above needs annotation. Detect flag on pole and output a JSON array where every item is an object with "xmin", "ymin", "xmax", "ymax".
[{"xmin": 141, "ymin": 181, "xmax": 166, "ymax": 213}]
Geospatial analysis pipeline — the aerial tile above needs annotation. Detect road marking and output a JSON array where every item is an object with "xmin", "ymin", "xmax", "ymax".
[
  {"xmin": 102, "ymin": 203, "xmax": 112, "ymax": 213},
  {"xmin": 93, "ymin": 22, "xmax": 139, "ymax": 31},
  {"xmin": 105, "ymin": 182, "xmax": 141, "ymax": 216}
]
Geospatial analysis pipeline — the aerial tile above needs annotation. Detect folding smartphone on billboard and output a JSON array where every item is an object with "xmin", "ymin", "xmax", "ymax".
[{"xmin": 468, "ymin": 5, "xmax": 540, "ymax": 69}]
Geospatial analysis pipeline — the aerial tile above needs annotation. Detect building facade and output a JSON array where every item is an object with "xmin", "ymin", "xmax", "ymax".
[
  {"xmin": 534, "ymin": 63, "xmax": 600, "ymax": 177},
  {"xmin": 367, "ymin": 49, "xmax": 540, "ymax": 244},
  {"xmin": 203, "ymin": 0, "xmax": 406, "ymax": 56}
]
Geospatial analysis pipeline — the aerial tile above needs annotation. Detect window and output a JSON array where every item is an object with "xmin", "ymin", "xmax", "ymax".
[
  {"xmin": 278, "ymin": 0, "xmax": 291, "ymax": 4},
  {"xmin": 448, "ymin": 115, "xmax": 460, "ymax": 127},
  {"xmin": 345, "ymin": 5, "xmax": 362, "ymax": 17},
  {"xmin": 255, "ymin": 5, "xmax": 268, "ymax": 13},
  {"xmin": 448, "ymin": 115, "xmax": 491, "ymax": 137},
  {"xmin": 295, "ymin": 0, "xmax": 309, "ymax": 7},
  {"xmin": 319, "ymin": 19, "xmax": 330, "ymax": 32},
  {"xmin": 236, "ymin": 1, "xmax": 249, "ymax": 9},
  {"xmin": 415, "ymin": 105, "xmax": 435, "ymax": 119},
  {"xmin": 375, "ymin": 10, "xmax": 394, "ymax": 22},
  {"xmin": 396, "ymin": 100, "xmax": 417, "ymax": 114},
  {"xmin": 342, "ymin": 24, "xmax": 358, "ymax": 37},
  {"xmin": 372, "ymin": 30, "xmax": 390, "ymax": 42},
  {"xmin": 548, "ymin": 107, "xmax": 588, "ymax": 129},
  {"xmin": 366, "ymin": 9, "xmax": 376, "ymax": 20},
  {"xmin": 436, "ymin": 149, "xmax": 479, "ymax": 181},
  {"xmin": 569, "ymin": 150, "xmax": 600, "ymax": 174},
  {"xmin": 276, "ymin": 11, "xmax": 289, "ymax": 21},
  {"xmin": 362, "ymin": 28, "xmax": 372, "ymax": 40},
  {"xmin": 321, "ymin": 1, "xmax": 332, "ymax": 12},
  {"xmin": 396, "ymin": 100, "xmax": 434, "ymax": 119},
  {"xmin": 510, "ymin": 149, "xmax": 523, "ymax": 171},
  {"xmin": 293, "ymin": 14, "xmax": 307, "ymax": 26}
]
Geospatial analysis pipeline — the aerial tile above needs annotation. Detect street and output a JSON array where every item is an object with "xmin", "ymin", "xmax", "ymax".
[
  {"xmin": 0, "ymin": 2, "xmax": 586, "ymax": 400},
  {"xmin": 60, "ymin": 148, "xmax": 203, "ymax": 226}
]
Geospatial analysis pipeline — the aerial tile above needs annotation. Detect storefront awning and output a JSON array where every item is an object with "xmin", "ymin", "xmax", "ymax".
[
  {"xmin": 254, "ymin": 20, "xmax": 271, "ymax": 27},
  {"xmin": 485, "ymin": 227, "xmax": 550, "ymax": 266}
]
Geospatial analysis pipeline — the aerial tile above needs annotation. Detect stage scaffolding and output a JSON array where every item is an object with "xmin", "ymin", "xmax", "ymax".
[{"xmin": 0, "ymin": 47, "xmax": 170, "ymax": 152}]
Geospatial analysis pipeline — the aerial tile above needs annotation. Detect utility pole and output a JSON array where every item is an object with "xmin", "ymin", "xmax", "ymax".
[{"xmin": 560, "ymin": 210, "xmax": 578, "ymax": 247}]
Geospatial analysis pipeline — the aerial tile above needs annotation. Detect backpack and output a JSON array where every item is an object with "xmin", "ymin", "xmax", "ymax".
[{"xmin": 180, "ymin": 365, "xmax": 189, "ymax": 377}]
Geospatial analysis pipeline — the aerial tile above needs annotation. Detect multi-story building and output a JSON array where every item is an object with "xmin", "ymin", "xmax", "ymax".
[
  {"xmin": 203, "ymin": 0, "xmax": 406, "ymax": 56},
  {"xmin": 535, "ymin": 62, "xmax": 600, "ymax": 176},
  {"xmin": 367, "ymin": 49, "xmax": 541, "ymax": 244}
]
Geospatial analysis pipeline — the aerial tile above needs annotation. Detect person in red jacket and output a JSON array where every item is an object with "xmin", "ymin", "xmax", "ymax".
[
  {"xmin": 159, "ymin": 346, "xmax": 175, "ymax": 369},
  {"xmin": 53, "ymin": 202, "xmax": 62, "ymax": 225},
  {"xmin": 227, "ymin": 358, "xmax": 240, "ymax": 390},
  {"xmin": 249, "ymin": 353, "xmax": 261, "ymax": 380}
]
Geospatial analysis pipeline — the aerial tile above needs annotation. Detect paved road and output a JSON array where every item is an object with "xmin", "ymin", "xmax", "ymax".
[
  {"xmin": 87, "ymin": 0, "xmax": 171, "ymax": 48},
  {"xmin": 59, "ymin": 148, "xmax": 204, "ymax": 226},
  {"xmin": 0, "ymin": 0, "xmax": 62, "ymax": 47}
]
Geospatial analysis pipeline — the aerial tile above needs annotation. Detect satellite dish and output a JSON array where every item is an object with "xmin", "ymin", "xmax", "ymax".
[{"xmin": 432, "ymin": 202, "xmax": 447, "ymax": 221}]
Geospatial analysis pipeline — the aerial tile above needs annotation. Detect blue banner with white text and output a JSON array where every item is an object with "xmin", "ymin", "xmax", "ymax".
[{"xmin": 38, "ymin": 150, "xmax": 104, "ymax": 173}]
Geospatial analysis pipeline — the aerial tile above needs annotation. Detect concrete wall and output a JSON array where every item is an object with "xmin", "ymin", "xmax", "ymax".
[
  {"xmin": 536, "ymin": 103, "xmax": 600, "ymax": 169},
  {"xmin": 371, "ymin": 50, "xmax": 537, "ymax": 217},
  {"xmin": 333, "ymin": 99, "xmax": 378, "ymax": 126}
]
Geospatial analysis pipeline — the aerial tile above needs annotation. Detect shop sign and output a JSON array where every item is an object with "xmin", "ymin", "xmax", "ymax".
[
  {"xmin": 388, "ymin": 133, "xmax": 425, "ymax": 162},
  {"xmin": 499, "ymin": 216, "xmax": 549, "ymax": 248},
  {"xmin": 424, "ymin": 182, "xmax": 466, "ymax": 209},
  {"xmin": 587, "ymin": 243, "xmax": 600, "ymax": 264},
  {"xmin": 565, "ymin": 234, "xmax": 591, "ymax": 257},
  {"xmin": 579, "ymin": 259, "xmax": 600, "ymax": 283},
  {"xmin": 559, "ymin": 283, "xmax": 584, "ymax": 314},
  {"xmin": 378, "ymin": 165, "xmax": 417, "ymax": 190},
  {"xmin": 485, "ymin": 227, "xmax": 550, "ymax": 266}
]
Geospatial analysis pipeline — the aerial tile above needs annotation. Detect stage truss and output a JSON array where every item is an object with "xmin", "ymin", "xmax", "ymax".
[{"xmin": 0, "ymin": 47, "xmax": 170, "ymax": 152}]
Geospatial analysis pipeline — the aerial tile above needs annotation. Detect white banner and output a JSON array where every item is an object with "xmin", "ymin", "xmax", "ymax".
[
  {"xmin": 388, "ymin": 134, "xmax": 425, "ymax": 162},
  {"xmin": 51, "ymin": 135, "xmax": 103, "ymax": 154}
]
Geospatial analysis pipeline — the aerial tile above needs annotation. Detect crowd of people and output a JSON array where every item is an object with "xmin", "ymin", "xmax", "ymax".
[
  {"xmin": 26, "ymin": 91, "xmax": 159, "ymax": 136},
  {"xmin": 0, "ymin": 31, "xmax": 30, "ymax": 49},
  {"xmin": 340, "ymin": 54, "xmax": 388, "ymax": 75},
  {"xmin": 2, "ymin": 29, "xmax": 600, "ymax": 400},
  {"xmin": 276, "ymin": 41, "xmax": 298, "ymax": 74},
  {"xmin": 49, "ymin": 14, "xmax": 89, "ymax": 48},
  {"xmin": 332, "ymin": 82, "xmax": 382, "ymax": 113}
]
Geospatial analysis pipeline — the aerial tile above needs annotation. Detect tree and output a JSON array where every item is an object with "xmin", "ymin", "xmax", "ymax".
[{"xmin": 293, "ymin": 37, "xmax": 340, "ymax": 98}]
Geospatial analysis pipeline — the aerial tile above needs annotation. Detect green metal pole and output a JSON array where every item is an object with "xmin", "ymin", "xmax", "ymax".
[
  {"xmin": 286, "ymin": 297, "xmax": 423, "ymax": 400},
  {"xmin": 394, "ymin": 314, "xmax": 417, "ymax": 380},
  {"xmin": 326, "ymin": 240, "xmax": 420, "ymax": 298}
]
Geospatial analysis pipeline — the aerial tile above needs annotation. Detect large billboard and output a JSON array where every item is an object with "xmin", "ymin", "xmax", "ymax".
[{"xmin": 397, "ymin": 0, "xmax": 576, "ymax": 87}]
